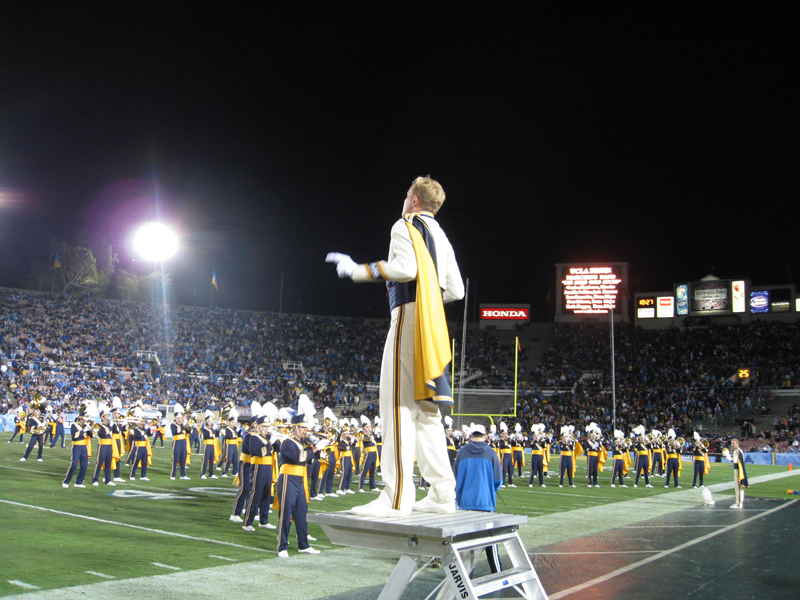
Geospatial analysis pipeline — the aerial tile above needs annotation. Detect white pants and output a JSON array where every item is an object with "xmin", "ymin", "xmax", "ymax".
[{"xmin": 377, "ymin": 302, "xmax": 456, "ymax": 512}]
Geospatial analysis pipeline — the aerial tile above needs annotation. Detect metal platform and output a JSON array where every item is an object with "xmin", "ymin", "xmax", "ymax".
[{"xmin": 309, "ymin": 510, "xmax": 548, "ymax": 600}]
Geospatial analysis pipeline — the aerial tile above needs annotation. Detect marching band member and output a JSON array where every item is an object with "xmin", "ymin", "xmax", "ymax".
[
  {"xmin": 632, "ymin": 425, "xmax": 653, "ymax": 488},
  {"xmin": 498, "ymin": 424, "xmax": 515, "ymax": 487},
  {"xmin": 8, "ymin": 407, "xmax": 25, "ymax": 444},
  {"xmin": 336, "ymin": 424, "xmax": 355, "ymax": 495},
  {"xmin": 528, "ymin": 424, "xmax": 547, "ymax": 488},
  {"xmin": 129, "ymin": 410, "xmax": 151, "ymax": 481},
  {"xmin": 169, "ymin": 404, "xmax": 191, "ymax": 480},
  {"xmin": 110, "ymin": 400, "xmax": 126, "ymax": 482},
  {"xmin": 664, "ymin": 429, "xmax": 682, "ymax": 488},
  {"xmin": 650, "ymin": 429, "xmax": 665, "ymax": 477},
  {"xmin": 585, "ymin": 423, "xmax": 602, "ymax": 487},
  {"xmin": 358, "ymin": 417, "xmax": 379, "ymax": 492},
  {"xmin": 318, "ymin": 429, "xmax": 339, "ymax": 498},
  {"xmin": 200, "ymin": 411, "xmax": 219, "ymax": 479},
  {"xmin": 43, "ymin": 406, "xmax": 55, "ymax": 446},
  {"xmin": 63, "ymin": 406, "xmax": 93, "ymax": 488},
  {"xmin": 51, "ymin": 409, "xmax": 66, "ymax": 448},
  {"xmin": 691, "ymin": 431, "xmax": 710, "ymax": 488},
  {"xmin": 242, "ymin": 412, "xmax": 276, "ymax": 531},
  {"xmin": 20, "ymin": 401, "xmax": 46, "ymax": 462},
  {"xmin": 190, "ymin": 412, "xmax": 201, "ymax": 453},
  {"xmin": 231, "ymin": 402, "xmax": 257, "ymax": 522},
  {"xmin": 151, "ymin": 414, "xmax": 166, "ymax": 448},
  {"xmin": 444, "ymin": 415, "xmax": 458, "ymax": 469},
  {"xmin": 610, "ymin": 430, "xmax": 628, "ymax": 487},
  {"xmin": 221, "ymin": 408, "xmax": 241, "ymax": 478},
  {"xmin": 327, "ymin": 176, "xmax": 464, "ymax": 518},
  {"xmin": 558, "ymin": 426, "xmax": 577, "ymax": 488},
  {"xmin": 276, "ymin": 413, "xmax": 320, "ymax": 557},
  {"xmin": 723, "ymin": 438, "xmax": 748, "ymax": 509},
  {"xmin": 91, "ymin": 405, "xmax": 117, "ymax": 486},
  {"xmin": 512, "ymin": 423, "xmax": 525, "ymax": 478}
]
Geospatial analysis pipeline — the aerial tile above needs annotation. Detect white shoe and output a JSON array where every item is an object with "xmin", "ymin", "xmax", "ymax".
[
  {"xmin": 201, "ymin": 475, "xmax": 207, "ymax": 479},
  {"xmin": 181, "ymin": 476, "xmax": 191, "ymax": 480},
  {"xmin": 499, "ymin": 484, "xmax": 505, "ymax": 488},
  {"xmin": 358, "ymin": 489, "xmax": 365, "ymax": 493},
  {"xmin": 419, "ymin": 485, "xmax": 426, "ymax": 490},
  {"xmin": 221, "ymin": 474, "xmax": 228, "ymax": 478},
  {"xmin": 278, "ymin": 550, "xmax": 289, "ymax": 558},
  {"xmin": 75, "ymin": 484, "xmax": 86, "ymax": 488},
  {"xmin": 413, "ymin": 496, "xmax": 456, "ymax": 515},
  {"xmin": 107, "ymin": 482, "xmax": 116, "ymax": 486},
  {"xmin": 216, "ymin": 466, "xmax": 222, "ymax": 471},
  {"xmin": 541, "ymin": 484, "xmax": 546, "ymax": 488},
  {"xmin": 62, "ymin": 483, "xmax": 69, "ymax": 488},
  {"xmin": 346, "ymin": 490, "xmax": 355, "ymax": 494},
  {"xmin": 312, "ymin": 495, "xmax": 325, "ymax": 501},
  {"xmin": 610, "ymin": 484, "xmax": 616, "ymax": 488},
  {"xmin": 570, "ymin": 485, "xmax": 577, "ymax": 488},
  {"xmin": 508, "ymin": 484, "xmax": 517, "ymax": 488},
  {"xmin": 633, "ymin": 484, "xmax": 638, "ymax": 488},
  {"xmin": 114, "ymin": 478, "xmax": 126, "ymax": 483},
  {"xmin": 19, "ymin": 457, "xmax": 25, "ymax": 462},
  {"xmin": 350, "ymin": 499, "xmax": 409, "ymax": 518},
  {"xmin": 242, "ymin": 525, "xmax": 255, "ymax": 532},
  {"xmin": 307, "ymin": 535, "xmax": 317, "ymax": 541},
  {"xmin": 559, "ymin": 485, "xmax": 563, "ymax": 488},
  {"xmin": 37, "ymin": 458, "xmax": 43, "ymax": 462},
  {"xmin": 92, "ymin": 482, "xmax": 99, "ymax": 486},
  {"xmin": 529, "ymin": 484, "xmax": 533, "ymax": 488},
  {"xmin": 646, "ymin": 484, "xmax": 653, "ymax": 488},
  {"xmin": 620, "ymin": 485, "xmax": 628, "ymax": 488},
  {"xmin": 730, "ymin": 505, "xmax": 742, "ymax": 509},
  {"xmin": 170, "ymin": 476, "xmax": 176, "ymax": 480},
  {"xmin": 230, "ymin": 515, "xmax": 243, "ymax": 523},
  {"xmin": 299, "ymin": 547, "xmax": 320, "ymax": 554},
  {"xmin": 259, "ymin": 523, "xmax": 277, "ymax": 530},
  {"xmin": 336, "ymin": 490, "xmax": 347, "ymax": 496},
  {"xmin": 210, "ymin": 475, "xmax": 218, "ymax": 479},
  {"xmin": 140, "ymin": 477, "xmax": 150, "ymax": 481}
]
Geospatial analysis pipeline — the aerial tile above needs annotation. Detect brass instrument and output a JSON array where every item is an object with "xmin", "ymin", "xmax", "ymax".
[
  {"xmin": 699, "ymin": 439, "xmax": 709, "ymax": 450},
  {"xmin": 675, "ymin": 437, "xmax": 685, "ymax": 448}
]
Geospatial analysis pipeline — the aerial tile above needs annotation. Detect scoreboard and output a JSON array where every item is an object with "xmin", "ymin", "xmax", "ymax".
[{"xmin": 555, "ymin": 262, "xmax": 629, "ymax": 322}]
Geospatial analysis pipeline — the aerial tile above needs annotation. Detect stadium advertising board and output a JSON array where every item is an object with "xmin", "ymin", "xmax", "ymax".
[
  {"xmin": 690, "ymin": 279, "xmax": 731, "ymax": 313},
  {"xmin": 480, "ymin": 307, "xmax": 530, "ymax": 320},
  {"xmin": 656, "ymin": 296, "xmax": 675, "ymax": 318},
  {"xmin": 732, "ymin": 280, "xmax": 746, "ymax": 313},
  {"xmin": 676, "ymin": 284, "xmax": 689, "ymax": 315},
  {"xmin": 750, "ymin": 290, "xmax": 769, "ymax": 314},
  {"xmin": 637, "ymin": 297, "xmax": 655, "ymax": 319}
]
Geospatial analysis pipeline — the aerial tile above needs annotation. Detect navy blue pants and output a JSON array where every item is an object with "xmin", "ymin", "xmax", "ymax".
[
  {"xmin": 666, "ymin": 457, "xmax": 680, "ymax": 487},
  {"xmin": 244, "ymin": 463, "xmax": 273, "ymax": 527},
  {"xmin": 171, "ymin": 440, "xmax": 188, "ymax": 478},
  {"xmin": 63, "ymin": 445, "xmax": 88, "ymax": 485},
  {"xmin": 359, "ymin": 451, "xmax": 377, "ymax": 490},
  {"xmin": 320, "ymin": 462, "xmax": 336, "ymax": 494},
  {"xmin": 529, "ymin": 454, "xmax": 545, "ymax": 486},
  {"xmin": 276, "ymin": 474, "xmax": 310, "ymax": 552},
  {"xmin": 559, "ymin": 456, "xmax": 574, "ymax": 486},
  {"xmin": 23, "ymin": 434, "xmax": 43, "ymax": 460},
  {"xmin": 338, "ymin": 456, "xmax": 353, "ymax": 491},
  {"xmin": 634, "ymin": 456, "xmax": 650, "ymax": 485},
  {"xmin": 233, "ymin": 462, "xmax": 254, "ymax": 517},
  {"xmin": 129, "ymin": 446, "xmax": 148, "ymax": 478},
  {"xmin": 92, "ymin": 444, "xmax": 113, "ymax": 484},
  {"xmin": 611, "ymin": 458, "xmax": 625, "ymax": 485},
  {"xmin": 222, "ymin": 445, "xmax": 239, "ymax": 476}
]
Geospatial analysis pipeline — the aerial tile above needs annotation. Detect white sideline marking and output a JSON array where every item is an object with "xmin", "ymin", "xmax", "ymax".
[
  {"xmin": 152, "ymin": 563, "xmax": 181, "ymax": 571},
  {"xmin": 0, "ymin": 499, "xmax": 270, "ymax": 553},
  {"xmin": 7, "ymin": 580, "xmax": 39, "ymax": 590},
  {"xmin": 619, "ymin": 525, "xmax": 722, "ymax": 528},
  {"xmin": 549, "ymin": 499, "xmax": 798, "ymax": 599},
  {"xmin": 208, "ymin": 555, "xmax": 237, "ymax": 562},
  {"xmin": 85, "ymin": 571, "xmax": 115, "ymax": 579},
  {"xmin": 531, "ymin": 551, "xmax": 659, "ymax": 555}
]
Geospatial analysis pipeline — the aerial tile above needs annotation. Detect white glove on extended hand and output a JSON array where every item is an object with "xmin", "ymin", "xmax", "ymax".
[{"xmin": 325, "ymin": 252, "xmax": 358, "ymax": 279}]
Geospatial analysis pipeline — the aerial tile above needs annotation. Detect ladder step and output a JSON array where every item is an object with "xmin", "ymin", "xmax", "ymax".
[
  {"xmin": 450, "ymin": 532, "xmax": 519, "ymax": 553},
  {"xmin": 471, "ymin": 567, "xmax": 537, "ymax": 596}
]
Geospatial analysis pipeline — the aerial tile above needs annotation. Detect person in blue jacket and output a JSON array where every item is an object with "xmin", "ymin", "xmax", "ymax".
[{"xmin": 453, "ymin": 423, "xmax": 502, "ymax": 572}]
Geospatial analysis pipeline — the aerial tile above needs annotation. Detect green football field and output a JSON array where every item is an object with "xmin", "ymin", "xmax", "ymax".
[{"xmin": 1, "ymin": 439, "xmax": 797, "ymax": 597}]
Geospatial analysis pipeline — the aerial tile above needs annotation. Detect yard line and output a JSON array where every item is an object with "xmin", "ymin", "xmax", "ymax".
[
  {"xmin": 152, "ymin": 563, "xmax": 181, "ymax": 570},
  {"xmin": 85, "ymin": 571, "xmax": 115, "ymax": 579},
  {"xmin": 0, "ymin": 499, "xmax": 271, "ymax": 553},
  {"xmin": 208, "ymin": 555, "xmax": 238, "ymax": 562},
  {"xmin": 7, "ymin": 580, "xmax": 39, "ymax": 590},
  {"xmin": 549, "ymin": 499, "xmax": 798, "ymax": 599},
  {"xmin": 619, "ymin": 525, "xmax": 723, "ymax": 528}
]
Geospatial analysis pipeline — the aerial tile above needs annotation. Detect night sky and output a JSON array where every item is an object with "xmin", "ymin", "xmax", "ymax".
[{"xmin": 1, "ymin": 7, "xmax": 797, "ymax": 321}]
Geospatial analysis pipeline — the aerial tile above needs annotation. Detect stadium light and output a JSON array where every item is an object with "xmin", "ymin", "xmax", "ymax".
[{"xmin": 132, "ymin": 221, "xmax": 179, "ymax": 262}]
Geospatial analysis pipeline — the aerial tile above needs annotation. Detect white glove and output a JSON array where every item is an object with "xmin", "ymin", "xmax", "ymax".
[{"xmin": 325, "ymin": 252, "xmax": 357, "ymax": 279}]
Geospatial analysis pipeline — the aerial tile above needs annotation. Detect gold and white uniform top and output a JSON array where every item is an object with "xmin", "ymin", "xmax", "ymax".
[{"xmin": 352, "ymin": 212, "xmax": 464, "ymax": 304}]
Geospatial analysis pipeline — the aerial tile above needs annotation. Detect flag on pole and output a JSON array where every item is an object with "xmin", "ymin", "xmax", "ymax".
[
  {"xmin": 517, "ymin": 337, "xmax": 522, "ymax": 352},
  {"xmin": 53, "ymin": 252, "xmax": 61, "ymax": 269},
  {"xmin": 211, "ymin": 270, "xmax": 218, "ymax": 290}
]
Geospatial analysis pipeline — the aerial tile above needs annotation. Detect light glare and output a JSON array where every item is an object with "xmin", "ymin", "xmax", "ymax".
[{"xmin": 132, "ymin": 222, "xmax": 179, "ymax": 261}]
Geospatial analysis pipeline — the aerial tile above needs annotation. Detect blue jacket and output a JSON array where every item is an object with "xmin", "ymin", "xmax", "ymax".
[{"xmin": 453, "ymin": 440, "xmax": 502, "ymax": 512}]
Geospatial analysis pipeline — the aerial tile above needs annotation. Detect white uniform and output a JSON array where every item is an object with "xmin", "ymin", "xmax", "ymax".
[{"xmin": 353, "ymin": 212, "xmax": 464, "ymax": 512}]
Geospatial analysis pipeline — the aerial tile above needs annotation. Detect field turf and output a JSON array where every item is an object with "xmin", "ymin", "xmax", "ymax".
[{"xmin": 1, "ymin": 439, "xmax": 797, "ymax": 597}]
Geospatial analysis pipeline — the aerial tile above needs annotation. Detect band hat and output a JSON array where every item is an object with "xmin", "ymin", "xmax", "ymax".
[{"xmin": 291, "ymin": 413, "xmax": 310, "ymax": 427}]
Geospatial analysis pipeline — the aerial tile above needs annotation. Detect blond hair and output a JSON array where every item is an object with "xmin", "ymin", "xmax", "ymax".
[{"xmin": 410, "ymin": 176, "xmax": 446, "ymax": 215}]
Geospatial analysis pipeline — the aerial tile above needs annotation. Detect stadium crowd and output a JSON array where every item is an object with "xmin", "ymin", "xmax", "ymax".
[{"xmin": 2, "ymin": 288, "xmax": 799, "ymax": 450}]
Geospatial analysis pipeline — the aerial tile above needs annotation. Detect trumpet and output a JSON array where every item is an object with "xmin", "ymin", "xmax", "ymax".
[{"xmin": 699, "ymin": 439, "xmax": 709, "ymax": 450}]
